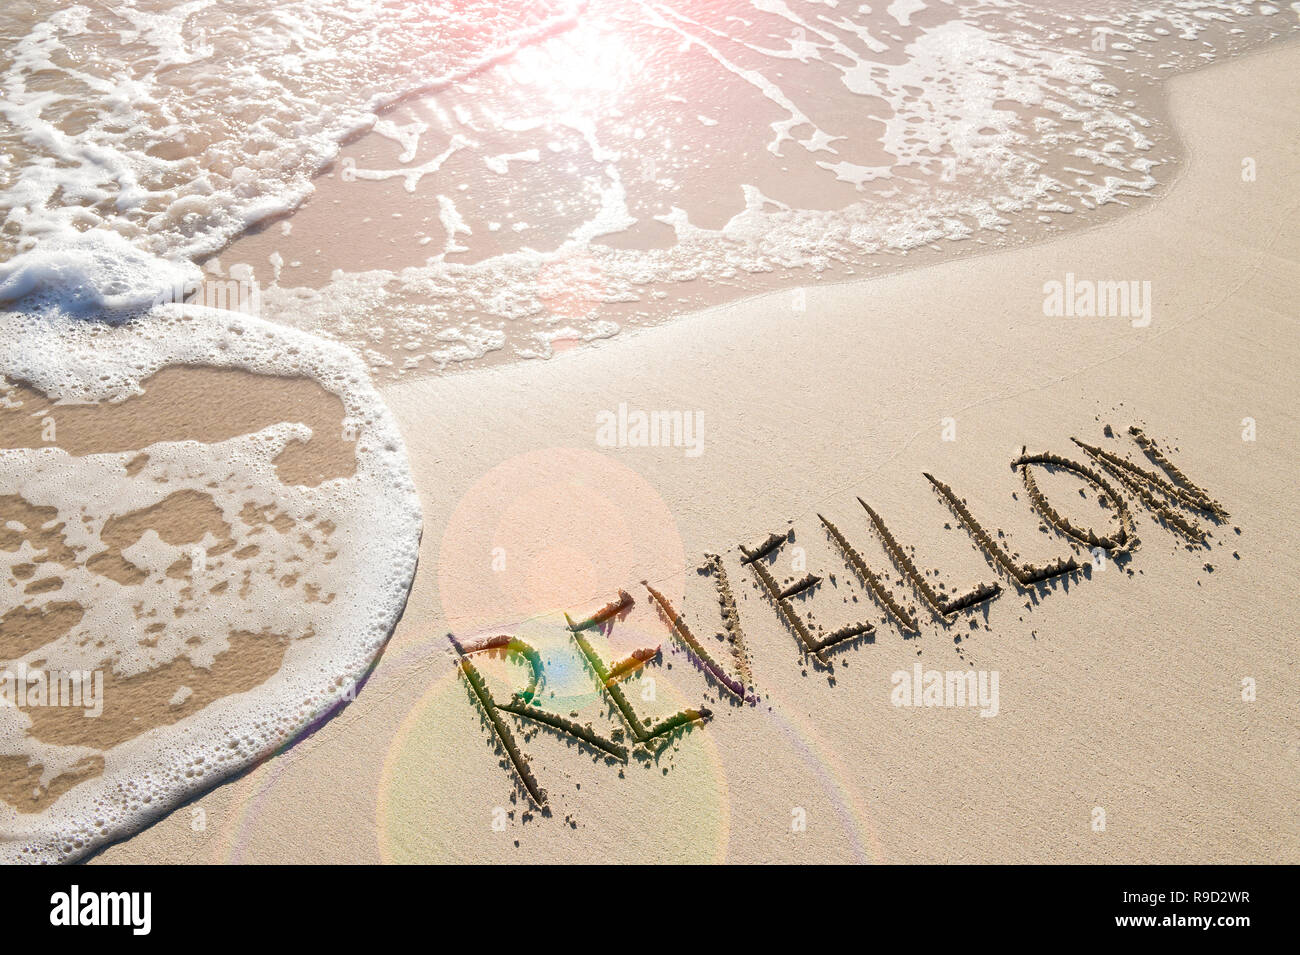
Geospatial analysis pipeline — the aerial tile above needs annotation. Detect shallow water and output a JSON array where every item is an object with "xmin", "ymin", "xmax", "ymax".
[{"xmin": 2, "ymin": 1, "xmax": 1297, "ymax": 373}]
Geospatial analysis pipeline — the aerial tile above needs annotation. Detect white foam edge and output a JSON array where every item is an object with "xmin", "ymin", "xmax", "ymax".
[{"xmin": 0, "ymin": 301, "xmax": 422, "ymax": 864}]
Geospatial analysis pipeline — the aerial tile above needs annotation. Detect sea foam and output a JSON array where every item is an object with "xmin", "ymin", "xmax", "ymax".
[{"xmin": 0, "ymin": 304, "xmax": 421, "ymax": 863}]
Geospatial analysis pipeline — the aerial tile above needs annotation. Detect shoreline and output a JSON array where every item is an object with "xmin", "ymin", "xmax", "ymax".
[
  {"xmin": 212, "ymin": 27, "xmax": 1300, "ymax": 382},
  {"xmin": 442, "ymin": 34, "xmax": 1294, "ymax": 387},
  {"xmin": 92, "ymin": 40, "xmax": 1300, "ymax": 864}
]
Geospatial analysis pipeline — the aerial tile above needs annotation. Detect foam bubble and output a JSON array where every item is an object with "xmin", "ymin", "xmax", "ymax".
[{"xmin": 0, "ymin": 231, "xmax": 200, "ymax": 318}]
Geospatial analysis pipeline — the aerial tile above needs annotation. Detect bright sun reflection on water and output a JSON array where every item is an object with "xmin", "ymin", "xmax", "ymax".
[{"xmin": 506, "ymin": 16, "xmax": 636, "ymax": 103}]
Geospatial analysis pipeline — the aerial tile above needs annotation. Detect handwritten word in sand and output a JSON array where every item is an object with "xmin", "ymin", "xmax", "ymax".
[{"xmin": 454, "ymin": 425, "xmax": 1229, "ymax": 809}]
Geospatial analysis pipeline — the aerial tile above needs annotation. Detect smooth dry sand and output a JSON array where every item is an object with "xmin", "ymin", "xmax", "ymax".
[{"xmin": 94, "ymin": 42, "xmax": 1300, "ymax": 864}]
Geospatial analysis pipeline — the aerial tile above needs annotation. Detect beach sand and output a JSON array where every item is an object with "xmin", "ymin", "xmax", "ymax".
[{"xmin": 88, "ymin": 41, "xmax": 1300, "ymax": 864}]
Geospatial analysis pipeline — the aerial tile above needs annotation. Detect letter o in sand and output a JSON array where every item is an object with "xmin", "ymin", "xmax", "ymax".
[{"xmin": 1013, "ymin": 452, "xmax": 1135, "ymax": 554}]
